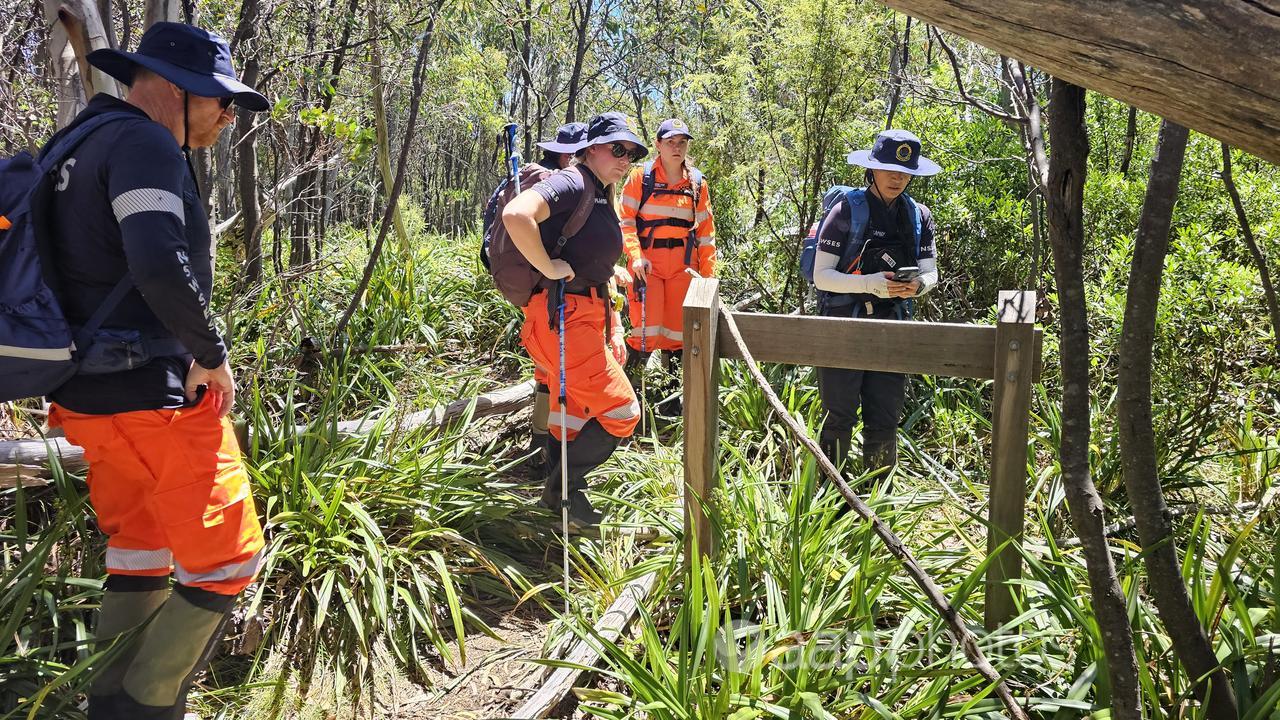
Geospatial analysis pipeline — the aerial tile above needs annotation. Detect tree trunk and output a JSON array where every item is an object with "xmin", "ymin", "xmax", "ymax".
[
  {"xmin": 563, "ymin": 0, "xmax": 595, "ymax": 123},
  {"xmin": 237, "ymin": 112, "xmax": 262, "ymax": 284},
  {"xmin": 874, "ymin": 0, "xmax": 1280, "ymax": 165},
  {"xmin": 45, "ymin": 0, "xmax": 123, "ymax": 128},
  {"xmin": 1220, "ymin": 142, "xmax": 1280, "ymax": 351},
  {"xmin": 142, "ymin": 0, "xmax": 180, "ymax": 28},
  {"xmin": 885, "ymin": 15, "xmax": 910, "ymax": 128},
  {"xmin": 230, "ymin": 0, "xmax": 263, "ymax": 285},
  {"xmin": 333, "ymin": 2, "xmax": 442, "ymax": 343},
  {"xmin": 1119, "ymin": 105, "xmax": 1138, "ymax": 176},
  {"xmin": 289, "ymin": 0, "xmax": 361, "ymax": 266},
  {"xmin": 1044, "ymin": 78, "xmax": 1142, "ymax": 720},
  {"xmin": 520, "ymin": 0, "xmax": 533, "ymax": 157},
  {"xmin": 1119, "ymin": 119, "xmax": 1239, "ymax": 719},
  {"xmin": 368, "ymin": 1, "xmax": 410, "ymax": 258}
]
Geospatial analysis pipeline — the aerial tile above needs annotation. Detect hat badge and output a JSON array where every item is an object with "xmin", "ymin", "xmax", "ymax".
[
  {"xmin": 672, "ymin": 119, "xmax": 686, "ymax": 129},
  {"xmin": 896, "ymin": 143, "xmax": 913, "ymax": 162}
]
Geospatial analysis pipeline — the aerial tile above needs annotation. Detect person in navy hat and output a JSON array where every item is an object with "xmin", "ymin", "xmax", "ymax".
[
  {"xmin": 522, "ymin": 121, "xmax": 589, "ymax": 480},
  {"xmin": 502, "ymin": 112, "xmax": 647, "ymax": 529},
  {"xmin": 536, "ymin": 121, "xmax": 588, "ymax": 169},
  {"xmin": 812, "ymin": 129, "xmax": 942, "ymax": 476},
  {"xmin": 40, "ymin": 21, "xmax": 269, "ymax": 719}
]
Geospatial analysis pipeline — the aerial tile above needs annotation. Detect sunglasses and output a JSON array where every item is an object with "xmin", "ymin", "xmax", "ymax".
[
  {"xmin": 608, "ymin": 142, "xmax": 644, "ymax": 162},
  {"xmin": 218, "ymin": 96, "xmax": 235, "ymax": 110}
]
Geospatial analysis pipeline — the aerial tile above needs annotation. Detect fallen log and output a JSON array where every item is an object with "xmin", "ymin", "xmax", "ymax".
[
  {"xmin": 0, "ymin": 379, "xmax": 536, "ymax": 485},
  {"xmin": 0, "ymin": 465, "xmax": 52, "ymax": 489},
  {"xmin": 876, "ymin": 0, "xmax": 1280, "ymax": 165},
  {"xmin": 510, "ymin": 570, "xmax": 659, "ymax": 719}
]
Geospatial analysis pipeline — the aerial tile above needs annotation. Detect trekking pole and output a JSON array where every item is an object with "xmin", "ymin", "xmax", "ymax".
[
  {"xmin": 556, "ymin": 278, "xmax": 571, "ymax": 614},
  {"xmin": 504, "ymin": 122, "xmax": 522, "ymax": 193},
  {"xmin": 637, "ymin": 279, "xmax": 647, "ymax": 434}
]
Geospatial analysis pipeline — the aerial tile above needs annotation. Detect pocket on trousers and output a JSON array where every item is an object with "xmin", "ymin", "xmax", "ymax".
[{"xmin": 154, "ymin": 470, "xmax": 250, "ymax": 526}]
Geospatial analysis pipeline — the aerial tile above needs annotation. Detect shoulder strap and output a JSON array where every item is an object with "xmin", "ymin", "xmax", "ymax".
[
  {"xmin": 639, "ymin": 161, "xmax": 656, "ymax": 211},
  {"xmin": 682, "ymin": 167, "xmax": 704, "ymax": 266},
  {"xmin": 844, "ymin": 188, "xmax": 869, "ymax": 244},
  {"xmin": 837, "ymin": 188, "xmax": 871, "ymax": 272},
  {"xmin": 903, "ymin": 193, "xmax": 922, "ymax": 257},
  {"xmin": 72, "ymin": 275, "xmax": 134, "ymax": 353},
  {"xmin": 557, "ymin": 165, "xmax": 597, "ymax": 250},
  {"xmin": 37, "ymin": 111, "xmax": 140, "ymax": 172}
]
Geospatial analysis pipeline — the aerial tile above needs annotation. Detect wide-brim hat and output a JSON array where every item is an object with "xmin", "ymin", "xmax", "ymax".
[
  {"xmin": 88, "ymin": 22, "xmax": 269, "ymax": 112},
  {"xmin": 656, "ymin": 118, "xmax": 693, "ymax": 140},
  {"xmin": 846, "ymin": 129, "xmax": 940, "ymax": 176},
  {"xmin": 536, "ymin": 121, "xmax": 588, "ymax": 154},
  {"xmin": 582, "ymin": 112, "xmax": 648, "ymax": 159}
]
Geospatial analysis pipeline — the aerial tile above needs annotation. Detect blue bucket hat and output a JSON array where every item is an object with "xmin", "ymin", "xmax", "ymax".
[
  {"xmin": 88, "ymin": 22, "xmax": 269, "ymax": 112},
  {"xmin": 846, "ymin": 129, "xmax": 940, "ymax": 176},
  {"xmin": 582, "ymin": 112, "xmax": 648, "ymax": 159},
  {"xmin": 656, "ymin": 118, "xmax": 694, "ymax": 140},
  {"xmin": 536, "ymin": 122, "xmax": 588, "ymax": 154}
]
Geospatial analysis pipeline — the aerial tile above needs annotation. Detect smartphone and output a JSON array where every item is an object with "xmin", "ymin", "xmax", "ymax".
[{"xmin": 892, "ymin": 266, "xmax": 921, "ymax": 282}]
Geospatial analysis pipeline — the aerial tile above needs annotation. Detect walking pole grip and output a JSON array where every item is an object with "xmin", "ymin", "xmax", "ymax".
[{"xmin": 504, "ymin": 122, "xmax": 522, "ymax": 193}]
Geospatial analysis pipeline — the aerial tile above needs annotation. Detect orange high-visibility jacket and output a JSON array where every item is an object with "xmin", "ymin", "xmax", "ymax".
[{"xmin": 620, "ymin": 162, "xmax": 715, "ymax": 279}]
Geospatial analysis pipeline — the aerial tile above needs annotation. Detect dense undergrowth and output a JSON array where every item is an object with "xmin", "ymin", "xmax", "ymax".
[{"xmin": 3, "ymin": 107, "xmax": 1280, "ymax": 718}]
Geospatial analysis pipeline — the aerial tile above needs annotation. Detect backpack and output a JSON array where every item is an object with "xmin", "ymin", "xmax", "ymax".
[
  {"xmin": 0, "ymin": 111, "xmax": 149, "ymax": 402},
  {"xmin": 482, "ymin": 163, "xmax": 597, "ymax": 307},
  {"xmin": 636, "ymin": 161, "xmax": 703, "ymax": 266},
  {"xmin": 799, "ymin": 185, "xmax": 921, "ymax": 313}
]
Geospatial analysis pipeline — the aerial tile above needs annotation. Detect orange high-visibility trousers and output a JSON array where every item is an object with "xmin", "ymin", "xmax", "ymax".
[
  {"xmin": 49, "ymin": 392, "xmax": 264, "ymax": 596},
  {"xmin": 625, "ymin": 268, "xmax": 694, "ymax": 353},
  {"xmin": 521, "ymin": 290, "xmax": 639, "ymax": 441}
]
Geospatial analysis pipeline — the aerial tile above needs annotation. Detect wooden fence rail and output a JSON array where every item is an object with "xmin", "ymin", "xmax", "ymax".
[{"xmin": 683, "ymin": 278, "xmax": 1041, "ymax": 630}]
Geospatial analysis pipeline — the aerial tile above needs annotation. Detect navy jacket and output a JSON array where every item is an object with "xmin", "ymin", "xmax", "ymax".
[{"xmin": 46, "ymin": 94, "xmax": 227, "ymax": 414}]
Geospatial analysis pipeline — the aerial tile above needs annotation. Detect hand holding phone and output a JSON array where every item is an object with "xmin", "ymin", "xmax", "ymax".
[{"xmin": 892, "ymin": 266, "xmax": 921, "ymax": 282}]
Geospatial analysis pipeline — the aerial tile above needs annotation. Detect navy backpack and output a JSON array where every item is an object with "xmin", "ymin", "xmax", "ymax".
[
  {"xmin": 798, "ymin": 185, "xmax": 921, "ymax": 313},
  {"xmin": 0, "ymin": 111, "xmax": 140, "ymax": 402}
]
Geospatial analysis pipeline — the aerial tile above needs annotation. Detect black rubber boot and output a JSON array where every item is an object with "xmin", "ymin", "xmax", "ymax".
[
  {"xmin": 654, "ymin": 350, "xmax": 683, "ymax": 418},
  {"xmin": 539, "ymin": 419, "xmax": 619, "ymax": 531},
  {"xmin": 112, "ymin": 584, "xmax": 235, "ymax": 719},
  {"xmin": 88, "ymin": 575, "xmax": 171, "ymax": 717},
  {"xmin": 819, "ymin": 428, "xmax": 852, "ymax": 472},
  {"xmin": 522, "ymin": 385, "xmax": 551, "ymax": 477},
  {"xmin": 862, "ymin": 435, "xmax": 899, "ymax": 477},
  {"xmin": 624, "ymin": 347, "xmax": 651, "ymax": 389}
]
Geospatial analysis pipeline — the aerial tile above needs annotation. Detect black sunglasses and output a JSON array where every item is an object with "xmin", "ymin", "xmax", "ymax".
[
  {"xmin": 218, "ymin": 96, "xmax": 235, "ymax": 110},
  {"xmin": 608, "ymin": 142, "xmax": 644, "ymax": 162}
]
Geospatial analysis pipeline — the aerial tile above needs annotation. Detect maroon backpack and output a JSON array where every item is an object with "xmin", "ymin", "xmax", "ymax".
[{"xmin": 484, "ymin": 164, "xmax": 597, "ymax": 307}]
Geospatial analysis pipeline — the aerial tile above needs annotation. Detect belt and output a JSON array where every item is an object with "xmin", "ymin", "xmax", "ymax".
[
  {"xmin": 541, "ymin": 282, "xmax": 611, "ymax": 331},
  {"xmin": 535, "ymin": 282, "xmax": 608, "ymax": 299},
  {"xmin": 646, "ymin": 237, "xmax": 687, "ymax": 250}
]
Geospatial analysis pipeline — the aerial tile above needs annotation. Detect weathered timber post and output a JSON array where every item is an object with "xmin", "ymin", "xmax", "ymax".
[
  {"xmin": 682, "ymin": 277, "xmax": 721, "ymax": 566},
  {"xmin": 985, "ymin": 290, "xmax": 1038, "ymax": 631}
]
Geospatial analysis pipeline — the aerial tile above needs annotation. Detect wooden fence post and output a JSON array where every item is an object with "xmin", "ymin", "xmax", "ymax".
[
  {"xmin": 985, "ymin": 290, "xmax": 1038, "ymax": 631},
  {"xmin": 682, "ymin": 277, "xmax": 720, "ymax": 566}
]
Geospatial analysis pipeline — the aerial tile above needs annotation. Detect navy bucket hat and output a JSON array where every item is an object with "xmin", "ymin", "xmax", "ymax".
[
  {"xmin": 656, "ymin": 118, "xmax": 694, "ymax": 140},
  {"xmin": 536, "ymin": 122, "xmax": 588, "ymax": 154},
  {"xmin": 582, "ymin": 112, "xmax": 648, "ymax": 159},
  {"xmin": 88, "ymin": 22, "xmax": 269, "ymax": 111},
  {"xmin": 846, "ymin": 129, "xmax": 940, "ymax": 176}
]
